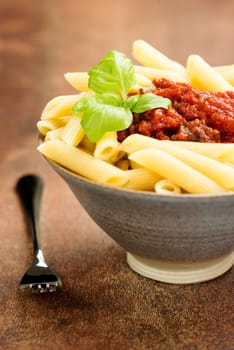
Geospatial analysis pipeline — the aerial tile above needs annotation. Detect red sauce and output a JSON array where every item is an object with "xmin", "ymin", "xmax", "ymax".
[{"xmin": 117, "ymin": 79, "xmax": 234, "ymax": 143}]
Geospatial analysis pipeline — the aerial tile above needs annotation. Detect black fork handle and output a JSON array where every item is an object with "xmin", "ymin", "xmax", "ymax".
[{"xmin": 16, "ymin": 174, "xmax": 44, "ymax": 253}]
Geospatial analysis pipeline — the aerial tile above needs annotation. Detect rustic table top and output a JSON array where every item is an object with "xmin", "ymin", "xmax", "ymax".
[{"xmin": 1, "ymin": 1, "xmax": 233, "ymax": 349}]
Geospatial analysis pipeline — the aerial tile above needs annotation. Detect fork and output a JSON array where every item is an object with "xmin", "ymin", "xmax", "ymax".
[{"xmin": 16, "ymin": 174, "xmax": 62, "ymax": 293}]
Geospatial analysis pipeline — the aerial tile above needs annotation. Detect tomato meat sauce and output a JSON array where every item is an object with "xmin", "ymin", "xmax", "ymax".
[{"xmin": 118, "ymin": 78, "xmax": 234, "ymax": 143}]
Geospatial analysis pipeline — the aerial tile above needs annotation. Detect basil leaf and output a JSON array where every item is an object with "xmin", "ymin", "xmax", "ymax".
[
  {"xmin": 88, "ymin": 50, "xmax": 136, "ymax": 100},
  {"xmin": 131, "ymin": 93, "xmax": 172, "ymax": 113},
  {"xmin": 95, "ymin": 92, "xmax": 122, "ymax": 107},
  {"xmin": 80, "ymin": 98, "xmax": 133, "ymax": 142},
  {"xmin": 72, "ymin": 95, "xmax": 91, "ymax": 114},
  {"xmin": 123, "ymin": 95, "xmax": 139, "ymax": 110}
]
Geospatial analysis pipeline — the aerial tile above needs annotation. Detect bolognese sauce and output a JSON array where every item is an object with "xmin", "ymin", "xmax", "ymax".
[{"xmin": 117, "ymin": 78, "xmax": 234, "ymax": 143}]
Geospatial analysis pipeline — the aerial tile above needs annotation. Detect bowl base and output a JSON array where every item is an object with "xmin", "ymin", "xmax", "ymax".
[{"xmin": 127, "ymin": 252, "xmax": 234, "ymax": 284}]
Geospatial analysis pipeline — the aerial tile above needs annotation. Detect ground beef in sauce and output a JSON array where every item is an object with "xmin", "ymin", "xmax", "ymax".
[{"xmin": 117, "ymin": 78, "xmax": 234, "ymax": 143}]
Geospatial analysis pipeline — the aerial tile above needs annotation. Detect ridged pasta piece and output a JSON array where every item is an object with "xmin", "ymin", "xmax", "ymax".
[
  {"xmin": 122, "ymin": 134, "xmax": 234, "ymax": 189},
  {"xmin": 41, "ymin": 95, "xmax": 81, "ymax": 120},
  {"xmin": 132, "ymin": 40, "xmax": 186, "ymax": 77},
  {"xmin": 38, "ymin": 140, "xmax": 128, "ymax": 187},
  {"xmin": 154, "ymin": 179, "xmax": 181, "ymax": 195},
  {"xmin": 37, "ymin": 117, "xmax": 70, "ymax": 135},
  {"xmin": 45, "ymin": 127, "xmax": 64, "ymax": 141},
  {"xmin": 64, "ymin": 72, "xmax": 89, "ymax": 92},
  {"xmin": 129, "ymin": 148, "xmax": 225, "ymax": 194},
  {"xmin": 123, "ymin": 168, "xmax": 162, "ymax": 191},
  {"xmin": 121, "ymin": 134, "xmax": 234, "ymax": 160},
  {"xmin": 134, "ymin": 73, "xmax": 154, "ymax": 88},
  {"xmin": 61, "ymin": 115, "xmax": 85, "ymax": 146},
  {"xmin": 135, "ymin": 65, "xmax": 187, "ymax": 82},
  {"xmin": 94, "ymin": 132, "xmax": 124, "ymax": 163},
  {"xmin": 37, "ymin": 120, "xmax": 60, "ymax": 135},
  {"xmin": 214, "ymin": 65, "xmax": 234, "ymax": 85},
  {"xmin": 163, "ymin": 140, "xmax": 234, "ymax": 161},
  {"xmin": 186, "ymin": 55, "xmax": 234, "ymax": 92}
]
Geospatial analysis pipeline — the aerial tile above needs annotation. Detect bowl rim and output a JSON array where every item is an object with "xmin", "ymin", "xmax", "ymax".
[{"xmin": 46, "ymin": 155, "xmax": 234, "ymax": 201}]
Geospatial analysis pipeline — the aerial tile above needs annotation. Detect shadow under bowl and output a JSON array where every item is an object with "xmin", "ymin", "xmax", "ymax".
[{"xmin": 47, "ymin": 157, "xmax": 234, "ymax": 284}]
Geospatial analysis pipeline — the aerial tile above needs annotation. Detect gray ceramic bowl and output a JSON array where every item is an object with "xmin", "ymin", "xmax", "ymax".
[{"xmin": 47, "ymin": 158, "xmax": 234, "ymax": 284}]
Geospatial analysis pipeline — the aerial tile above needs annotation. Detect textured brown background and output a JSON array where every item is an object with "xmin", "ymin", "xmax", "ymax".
[{"xmin": 0, "ymin": 0, "xmax": 233, "ymax": 349}]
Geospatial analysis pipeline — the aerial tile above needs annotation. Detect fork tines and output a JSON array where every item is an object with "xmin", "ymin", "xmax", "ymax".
[
  {"xmin": 19, "ymin": 264, "xmax": 62, "ymax": 294},
  {"xmin": 20, "ymin": 282, "xmax": 60, "ymax": 293}
]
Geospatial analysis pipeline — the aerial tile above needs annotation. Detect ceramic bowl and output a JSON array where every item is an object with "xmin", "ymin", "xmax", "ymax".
[{"xmin": 47, "ymin": 158, "xmax": 234, "ymax": 284}]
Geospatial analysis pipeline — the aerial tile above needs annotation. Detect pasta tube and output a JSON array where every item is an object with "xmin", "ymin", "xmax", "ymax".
[
  {"xmin": 154, "ymin": 179, "xmax": 182, "ymax": 195},
  {"xmin": 38, "ymin": 140, "xmax": 128, "ymax": 187},
  {"xmin": 41, "ymin": 95, "xmax": 80, "ymax": 120},
  {"xmin": 94, "ymin": 132, "xmax": 123, "ymax": 163},
  {"xmin": 134, "ymin": 65, "xmax": 187, "ymax": 82},
  {"xmin": 132, "ymin": 40, "xmax": 186, "ymax": 77},
  {"xmin": 121, "ymin": 134, "xmax": 234, "ymax": 161},
  {"xmin": 122, "ymin": 134, "xmax": 234, "ymax": 189},
  {"xmin": 186, "ymin": 55, "xmax": 234, "ymax": 92},
  {"xmin": 134, "ymin": 73, "xmax": 154, "ymax": 88},
  {"xmin": 37, "ymin": 120, "xmax": 60, "ymax": 135},
  {"xmin": 45, "ymin": 127, "xmax": 64, "ymax": 141},
  {"xmin": 123, "ymin": 168, "xmax": 162, "ymax": 191},
  {"xmin": 64, "ymin": 72, "xmax": 89, "ymax": 92},
  {"xmin": 129, "ymin": 148, "xmax": 225, "ymax": 194},
  {"xmin": 214, "ymin": 65, "xmax": 234, "ymax": 85},
  {"xmin": 61, "ymin": 115, "xmax": 85, "ymax": 146}
]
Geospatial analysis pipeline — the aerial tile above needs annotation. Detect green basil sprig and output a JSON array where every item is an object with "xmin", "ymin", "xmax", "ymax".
[{"xmin": 73, "ymin": 50, "xmax": 171, "ymax": 142}]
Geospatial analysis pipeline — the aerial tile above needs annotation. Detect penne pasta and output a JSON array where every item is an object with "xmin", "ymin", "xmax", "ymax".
[
  {"xmin": 122, "ymin": 134, "xmax": 234, "ymax": 189},
  {"xmin": 214, "ymin": 65, "xmax": 234, "ymax": 85},
  {"xmin": 186, "ymin": 55, "xmax": 234, "ymax": 92},
  {"xmin": 154, "ymin": 179, "xmax": 182, "ymax": 195},
  {"xmin": 132, "ymin": 40, "xmax": 186, "ymax": 77},
  {"xmin": 157, "ymin": 146, "xmax": 234, "ymax": 190},
  {"xmin": 129, "ymin": 148, "xmax": 226, "ymax": 194},
  {"xmin": 134, "ymin": 65, "xmax": 187, "ymax": 82},
  {"xmin": 41, "ymin": 95, "xmax": 80, "ymax": 120},
  {"xmin": 220, "ymin": 149, "xmax": 234, "ymax": 164},
  {"xmin": 166, "ymin": 141, "xmax": 234, "ymax": 162},
  {"xmin": 134, "ymin": 73, "xmax": 154, "ymax": 88},
  {"xmin": 38, "ymin": 140, "xmax": 128, "ymax": 187},
  {"xmin": 121, "ymin": 134, "xmax": 234, "ymax": 161},
  {"xmin": 64, "ymin": 72, "xmax": 89, "ymax": 92},
  {"xmin": 61, "ymin": 115, "xmax": 85, "ymax": 146},
  {"xmin": 123, "ymin": 168, "xmax": 162, "ymax": 191},
  {"xmin": 44, "ymin": 127, "xmax": 64, "ymax": 141},
  {"xmin": 94, "ymin": 132, "xmax": 124, "ymax": 163},
  {"xmin": 37, "ymin": 119, "xmax": 60, "ymax": 135}
]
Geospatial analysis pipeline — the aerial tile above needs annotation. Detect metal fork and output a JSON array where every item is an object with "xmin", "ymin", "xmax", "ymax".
[{"xmin": 16, "ymin": 174, "xmax": 62, "ymax": 293}]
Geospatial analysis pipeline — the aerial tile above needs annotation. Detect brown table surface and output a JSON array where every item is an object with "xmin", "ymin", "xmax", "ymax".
[{"xmin": 1, "ymin": 1, "xmax": 233, "ymax": 349}]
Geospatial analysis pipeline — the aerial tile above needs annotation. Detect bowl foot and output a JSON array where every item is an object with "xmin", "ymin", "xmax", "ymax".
[{"xmin": 127, "ymin": 251, "xmax": 234, "ymax": 284}]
